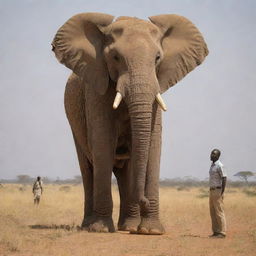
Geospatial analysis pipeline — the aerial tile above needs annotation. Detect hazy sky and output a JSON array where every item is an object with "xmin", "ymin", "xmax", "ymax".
[{"xmin": 0, "ymin": 0, "xmax": 255, "ymax": 180}]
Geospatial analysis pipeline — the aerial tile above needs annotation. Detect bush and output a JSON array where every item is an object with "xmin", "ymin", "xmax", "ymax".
[
  {"xmin": 59, "ymin": 186, "xmax": 71, "ymax": 192},
  {"xmin": 18, "ymin": 186, "xmax": 26, "ymax": 192},
  {"xmin": 197, "ymin": 188, "xmax": 209, "ymax": 198},
  {"xmin": 243, "ymin": 188, "xmax": 256, "ymax": 197},
  {"xmin": 177, "ymin": 186, "xmax": 190, "ymax": 191}
]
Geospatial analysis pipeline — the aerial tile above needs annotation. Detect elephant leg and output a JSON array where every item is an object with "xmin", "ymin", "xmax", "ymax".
[
  {"xmin": 73, "ymin": 135, "xmax": 94, "ymax": 228},
  {"xmin": 113, "ymin": 162, "xmax": 140, "ymax": 232},
  {"xmin": 87, "ymin": 121, "xmax": 116, "ymax": 233},
  {"xmin": 137, "ymin": 106, "xmax": 165, "ymax": 235},
  {"xmin": 64, "ymin": 73, "xmax": 94, "ymax": 228}
]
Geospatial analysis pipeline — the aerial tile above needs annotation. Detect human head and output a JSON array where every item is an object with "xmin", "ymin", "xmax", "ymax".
[
  {"xmin": 210, "ymin": 149, "xmax": 221, "ymax": 162},
  {"xmin": 37, "ymin": 176, "xmax": 41, "ymax": 181}
]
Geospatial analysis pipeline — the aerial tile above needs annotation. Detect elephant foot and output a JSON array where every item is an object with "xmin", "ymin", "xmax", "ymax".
[
  {"xmin": 118, "ymin": 217, "xmax": 141, "ymax": 232},
  {"xmin": 88, "ymin": 216, "xmax": 115, "ymax": 233},
  {"xmin": 136, "ymin": 217, "xmax": 165, "ymax": 235},
  {"xmin": 81, "ymin": 216, "xmax": 95, "ymax": 230}
]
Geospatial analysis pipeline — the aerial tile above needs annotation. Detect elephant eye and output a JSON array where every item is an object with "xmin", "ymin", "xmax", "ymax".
[
  {"xmin": 155, "ymin": 53, "xmax": 161, "ymax": 64},
  {"xmin": 114, "ymin": 54, "xmax": 120, "ymax": 62}
]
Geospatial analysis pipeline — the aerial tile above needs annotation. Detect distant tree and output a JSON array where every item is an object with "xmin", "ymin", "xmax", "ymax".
[
  {"xmin": 17, "ymin": 175, "xmax": 33, "ymax": 184},
  {"xmin": 42, "ymin": 176, "xmax": 51, "ymax": 184},
  {"xmin": 74, "ymin": 175, "xmax": 82, "ymax": 184},
  {"xmin": 55, "ymin": 177, "xmax": 61, "ymax": 184},
  {"xmin": 234, "ymin": 171, "xmax": 255, "ymax": 185}
]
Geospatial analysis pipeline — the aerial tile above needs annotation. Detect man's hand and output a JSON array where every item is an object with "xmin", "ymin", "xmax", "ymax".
[{"xmin": 221, "ymin": 177, "xmax": 227, "ymax": 196}]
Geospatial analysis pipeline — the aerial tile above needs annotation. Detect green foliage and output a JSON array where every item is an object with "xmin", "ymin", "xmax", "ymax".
[
  {"xmin": 243, "ymin": 188, "xmax": 256, "ymax": 197},
  {"xmin": 234, "ymin": 171, "xmax": 255, "ymax": 184}
]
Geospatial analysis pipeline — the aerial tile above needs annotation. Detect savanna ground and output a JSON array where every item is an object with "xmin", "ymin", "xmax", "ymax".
[{"xmin": 0, "ymin": 184, "xmax": 255, "ymax": 256}]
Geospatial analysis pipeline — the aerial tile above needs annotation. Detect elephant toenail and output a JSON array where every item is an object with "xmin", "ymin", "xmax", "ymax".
[
  {"xmin": 150, "ymin": 228, "xmax": 162, "ymax": 235},
  {"xmin": 138, "ymin": 227, "xmax": 149, "ymax": 234}
]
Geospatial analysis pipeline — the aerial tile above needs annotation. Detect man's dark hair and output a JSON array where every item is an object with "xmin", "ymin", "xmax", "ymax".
[
  {"xmin": 37, "ymin": 176, "xmax": 41, "ymax": 181},
  {"xmin": 212, "ymin": 149, "xmax": 221, "ymax": 157}
]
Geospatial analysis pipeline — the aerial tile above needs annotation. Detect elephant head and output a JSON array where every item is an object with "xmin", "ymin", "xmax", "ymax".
[{"xmin": 52, "ymin": 12, "xmax": 208, "ymax": 208}]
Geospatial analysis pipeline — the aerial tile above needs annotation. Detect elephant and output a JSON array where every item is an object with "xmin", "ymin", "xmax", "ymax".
[{"xmin": 51, "ymin": 12, "xmax": 208, "ymax": 235}]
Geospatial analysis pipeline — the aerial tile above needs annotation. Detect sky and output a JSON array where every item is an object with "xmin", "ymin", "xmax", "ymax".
[{"xmin": 0, "ymin": 0, "xmax": 255, "ymax": 180}]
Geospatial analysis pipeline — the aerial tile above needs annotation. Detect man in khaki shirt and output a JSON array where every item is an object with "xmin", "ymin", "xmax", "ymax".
[
  {"xmin": 209, "ymin": 149, "xmax": 227, "ymax": 238},
  {"xmin": 33, "ymin": 176, "xmax": 43, "ymax": 205}
]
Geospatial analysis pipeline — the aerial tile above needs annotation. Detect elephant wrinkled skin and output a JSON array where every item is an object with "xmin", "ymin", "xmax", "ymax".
[{"xmin": 52, "ymin": 13, "xmax": 208, "ymax": 235}]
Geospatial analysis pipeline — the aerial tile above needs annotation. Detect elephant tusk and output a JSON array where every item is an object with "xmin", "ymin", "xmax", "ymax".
[
  {"xmin": 156, "ymin": 93, "xmax": 167, "ymax": 111},
  {"xmin": 113, "ymin": 92, "xmax": 122, "ymax": 109}
]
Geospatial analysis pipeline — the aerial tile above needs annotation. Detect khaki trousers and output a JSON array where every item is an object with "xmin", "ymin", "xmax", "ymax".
[{"xmin": 209, "ymin": 189, "xmax": 226, "ymax": 235}]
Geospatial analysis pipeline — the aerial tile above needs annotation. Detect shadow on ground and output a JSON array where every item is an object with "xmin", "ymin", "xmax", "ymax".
[
  {"xmin": 181, "ymin": 234, "xmax": 209, "ymax": 239},
  {"xmin": 29, "ymin": 224, "xmax": 79, "ymax": 231}
]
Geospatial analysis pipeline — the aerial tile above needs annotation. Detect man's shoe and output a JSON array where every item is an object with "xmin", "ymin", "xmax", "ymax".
[
  {"xmin": 215, "ymin": 233, "xmax": 226, "ymax": 238},
  {"xmin": 209, "ymin": 233, "xmax": 218, "ymax": 237}
]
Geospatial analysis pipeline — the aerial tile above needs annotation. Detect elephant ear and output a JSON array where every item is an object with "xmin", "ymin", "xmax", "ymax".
[
  {"xmin": 52, "ymin": 13, "xmax": 114, "ymax": 95},
  {"xmin": 149, "ymin": 14, "xmax": 209, "ymax": 93}
]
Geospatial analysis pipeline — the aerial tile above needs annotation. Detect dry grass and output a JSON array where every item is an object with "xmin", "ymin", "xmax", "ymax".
[{"xmin": 0, "ymin": 184, "xmax": 255, "ymax": 256}]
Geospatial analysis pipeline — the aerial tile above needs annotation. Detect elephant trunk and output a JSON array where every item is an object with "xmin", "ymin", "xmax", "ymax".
[{"xmin": 126, "ymin": 93, "xmax": 154, "ymax": 210}]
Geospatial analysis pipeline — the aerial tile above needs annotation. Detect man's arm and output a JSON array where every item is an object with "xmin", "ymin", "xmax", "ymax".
[{"xmin": 221, "ymin": 177, "xmax": 227, "ymax": 195}]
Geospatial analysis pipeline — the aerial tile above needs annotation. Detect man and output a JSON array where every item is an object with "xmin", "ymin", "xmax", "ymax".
[
  {"xmin": 32, "ymin": 176, "xmax": 43, "ymax": 205},
  {"xmin": 209, "ymin": 149, "xmax": 227, "ymax": 238}
]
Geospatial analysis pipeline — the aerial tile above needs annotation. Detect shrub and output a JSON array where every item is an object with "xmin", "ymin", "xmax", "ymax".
[
  {"xmin": 59, "ymin": 186, "xmax": 71, "ymax": 192},
  {"xmin": 243, "ymin": 188, "xmax": 256, "ymax": 197}
]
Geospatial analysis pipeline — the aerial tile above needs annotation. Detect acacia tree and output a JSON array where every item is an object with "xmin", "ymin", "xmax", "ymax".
[
  {"xmin": 234, "ymin": 171, "xmax": 255, "ymax": 185},
  {"xmin": 17, "ymin": 175, "xmax": 33, "ymax": 184}
]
